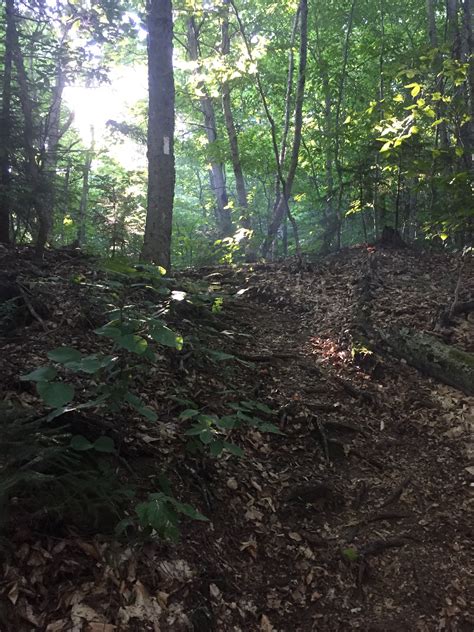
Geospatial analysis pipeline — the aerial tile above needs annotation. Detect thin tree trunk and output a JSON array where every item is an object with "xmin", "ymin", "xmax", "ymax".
[
  {"xmin": 426, "ymin": 0, "xmax": 438, "ymax": 46},
  {"xmin": 142, "ymin": 0, "xmax": 175, "ymax": 270},
  {"xmin": 77, "ymin": 129, "xmax": 94, "ymax": 246},
  {"xmin": 461, "ymin": 0, "xmax": 473, "ymax": 172},
  {"xmin": 60, "ymin": 161, "xmax": 70, "ymax": 245},
  {"xmin": 261, "ymin": 0, "xmax": 308, "ymax": 257},
  {"xmin": 187, "ymin": 15, "xmax": 232, "ymax": 237},
  {"xmin": 374, "ymin": 0, "xmax": 385, "ymax": 239},
  {"xmin": 230, "ymin": 0, "xmax": 300, "ymax": 256},
  {"xmin": 221, "ymin": 0, "xmax": 256, "ymax": 259},
  {"xmin": 0, "ymin": 0, "xmax": 14, "ymax": 244},
  {"xmin": 313, "ymin": 3, "xmax": 336, "ymax": 251},
  {"xmin": 10, "ymin": 8, "xmax": 50, "ymax": 258},
  {"xmin": 332, "ymin": 0, "xmax": 357, "ymax": 250},
  {"xmin": 446, "ymin": 0, "xmax": 462, "ymax": 58}
]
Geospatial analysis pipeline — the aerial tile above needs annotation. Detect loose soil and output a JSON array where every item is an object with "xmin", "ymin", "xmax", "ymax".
[{"xmin": 0, "ymin": 244, "xmax": 473, "ymax": 631}]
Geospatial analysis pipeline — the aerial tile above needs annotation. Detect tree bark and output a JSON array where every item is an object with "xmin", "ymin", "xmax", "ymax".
[
  {"xmin": 0, "ymin": 0, "xmax": 14, "ymax": 244},
  {"xmin": 261, "ymin": 0, "xmax": 308, "ymax": 257},
  {"xmin": 446, "ymin": 0, "xmax": 462, "ymax": 58},
  {"xmin": 461, "ymin": 0, "xmax": 473, "ymax": 173},
  {"xmin": 383, "ymin": 327, "xmax": 474, "ymax": 395},
  {"xmin": 142, "ymin": 0, "xmax": 175, "ymax": 270},
  {"xmin": 221, "ymin": 0, "xmax": 256, "ymax": 260},
  {"xmin": 313, "ymin": 4, "xmax": 336, "ymax": 251},
  {"xmin": 186, "ymin": 15, "xmax": 232, "ymax": 237},
  {"xmin": 10, "ymin": 8, "xmax": 51, "ymax": 258},
  {"xmin": 76, "ymin": 129, "xmax": 94, "ymax": 247},
  {"xmin": 332, "ymin": 0, "xmax": 357, "ymax": 250},
  {"xmin": 426, "ymin": 0, "xmax": 438, "ymax": 46}
]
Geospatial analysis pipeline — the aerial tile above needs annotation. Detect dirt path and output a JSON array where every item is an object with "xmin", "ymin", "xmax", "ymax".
[
  {"xmin": 1, "ymin": 247, "xmax": 472, "ymax": 631},
  {"xmin": 170, "ymin": 261, "xmax": 473, "ymax": 631}
]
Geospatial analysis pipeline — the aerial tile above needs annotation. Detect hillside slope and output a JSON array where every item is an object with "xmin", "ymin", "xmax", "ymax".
[{"xmin": 0, "ymin": 244, "xmax": 472, "ymax": 631}]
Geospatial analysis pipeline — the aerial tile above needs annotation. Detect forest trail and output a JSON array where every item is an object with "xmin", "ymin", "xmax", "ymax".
[{"xmin": 0, "ymin": 245, "xmax": 473, "ymax": 631}]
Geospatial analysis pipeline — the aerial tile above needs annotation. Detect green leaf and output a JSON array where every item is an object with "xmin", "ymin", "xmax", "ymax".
[
  {"xmin": 405, "ymin": 82, "xmax": 421, "ymax": 97},
  {"xmin": 64, "ymin": 355, "xmax": 113, "ymax": 374},
  {"xmin": 258, "ymin": 422, "xmax": 285, "ymax": 435},
  {"xmin": 119, "ymin": 334, "xmax": 148, "ymax": 355},
  {"xmin": 207, "ymin": 350, "xmax": 235, "ymax": 362},
  {"xmin": 37, "ymin": 382, "xmax": 75, "ymax": 407},
  {"xmin": 125, "ymin": 392, "xmax": 158, "ymax": 421},
  {"xmin": 47, "ymin": 347, "xmax": 82, "ymax": 364},
  {"xmin": 93, "ymin": 436, "xmax": 116, "ymax": 453},
  {"xmin": 209, "ymin": 439, "xmax": 225, "ymax": 456},
  {"xmin": 223, "ymin": 441, "xmax": 244, "ymax": 457},
  {"xmin": 78, "ymin": 355, "xmax": 113, "ymax": 373},
  {"xmin": 342, "ymin": 547, "xmax": 359, "ymax": 562},
  {"xmin": 139, "ymin": 406, "xmax": 158, "ymax": 422},
  {"xmin": 102, "ymin": 259, "xmax": 138, "ymax": 276},
  {"xmin": 185, "ymin": 425, "xmax": 207, "ymax": 436},
  {"xmin": 179, "ymin": 409, "xmax": 200, "ymax": 420},
  {"xmin": 216, "ymin": 415, "xmax": 236, "ymax": 430},
  {"xmin": 94, "ymin": 322, "xmax": 123, "ymax": 341},
  {"xmin": 70, "ymin": 435, "xmax": 94, "ymax": 451},
  {"xmin": 255, "ymin": 402, "xmax": 274, "ymax": 415},
  {"xmin": 199, "ymin": 429, "xmax": 215, "ymax": 444},
  {"xmin": 150, "ymin": 323, "xmax": 183, "ymax": 349},
  {"xmin": 170, "ymin": 499, "xmax": 208, "ymax": 521},
  {"xmin": 115, "ymin": 517, "xmax": 135, "ymax": 535},
  {"xmin": 20, "ymin": 366, "xmax": 57, "ymax": 382},
  {"xmin": 158, "ymin": 473, "xmax": 172, "ymax": 496}
]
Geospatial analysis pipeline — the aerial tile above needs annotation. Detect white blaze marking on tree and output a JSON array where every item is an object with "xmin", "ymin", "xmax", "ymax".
[{"xmin": 163, "ymin": 136, "xmax": 170, "ymax": 155}]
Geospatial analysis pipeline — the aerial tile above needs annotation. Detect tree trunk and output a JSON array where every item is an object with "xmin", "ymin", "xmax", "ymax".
[
  {"xmin": 0, "ymin": 0, "xmax": 14, "ymax": 244},
  {"xmin": 332, "ymin": 0, "xmax": 357, "ymax": 250},
  {"xmin": 461, "ymin": 0, "xmax": 473, "ymax": 173},
  {"xmin": 76, "ymin": 129, "xmax": 94, "ymax": 247},
  {"xmin": 142, "ymin": 0, "xmax": 175, "ymax": 271},
  {"xmin": 446, "ymin": 0, "xmax": 462, "ymax": 58},
  {"xmin": 426, "ymin": 0, "xmax": 438, "ymax": 46},
  {"xmin": 10, "ymin": 8, "xmax": 51, "ymax": 258},
  {"xmin": 383, "ymin": 328, "xmax": 474, "ymax": 395},
  {"xmin": 261, "ymin": 0, "xmax": 308, "ymax": 257},
  {"xmin": 186, "ymin": 16, "xmax": 232, "ymax": 237},
  {"xmin": 221, "ymin": 0, "xmax": 256, "ymax": 260},
  {"xmin": 42, "ymin": 60, "xmax": 73, "ymax": 227}
]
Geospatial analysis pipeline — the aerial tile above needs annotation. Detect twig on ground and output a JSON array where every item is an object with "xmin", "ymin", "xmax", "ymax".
[{"xmin": 17, "ymin": 282, "xmax": 48, "ymax": 332}]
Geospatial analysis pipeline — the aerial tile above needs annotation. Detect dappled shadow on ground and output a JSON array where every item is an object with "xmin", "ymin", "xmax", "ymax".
[{"xmin": 0, "ymin": 244, "xmax": 473, "ymax": 631}]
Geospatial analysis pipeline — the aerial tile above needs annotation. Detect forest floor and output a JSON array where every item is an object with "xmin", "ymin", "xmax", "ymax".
[{"xmin": 0, "ymin": 244, "xmax": 473, "ymax": 631}]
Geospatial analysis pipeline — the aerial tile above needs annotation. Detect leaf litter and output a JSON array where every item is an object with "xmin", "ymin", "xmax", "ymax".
[{"xmin": 0, "ymin": 244, "xmax": 473, "ymax": 630}]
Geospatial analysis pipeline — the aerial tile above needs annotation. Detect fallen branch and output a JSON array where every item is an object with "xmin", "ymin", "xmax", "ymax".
[
  {"xmin": 345, "ymin": 511, "xmax": 410, "ymax": 541},
  {"xmin": 360, "ymin": 535, "xmax": 412, "ymax": 558},
  {"xmin": 381, "ymin": 327, "xmax": 474, "ymax": 395},
  {"xmin": 350, "ymin": 449, "xmax": 385, "ymax": 471},
  {"xmin": 316, "ymin": 418, "xmax": 330, "ymax": 462},
  {"xmin": 334, "ymin": 376, "xmax": 375, "ymax": 404},
  {"xmin": 17, "ymin": 282, "xmax": 48, "ymax": 332}
]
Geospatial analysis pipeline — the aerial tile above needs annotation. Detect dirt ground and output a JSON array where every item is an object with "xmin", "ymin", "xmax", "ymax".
[{"xmin": 0, "ymin": 244, "xmax": 473, "ymax": 631}]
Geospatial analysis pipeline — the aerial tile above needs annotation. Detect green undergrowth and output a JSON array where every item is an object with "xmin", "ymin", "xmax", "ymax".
[{"xmin": 2, "ymin": 259, "xmax": 279, "ymax": 543}]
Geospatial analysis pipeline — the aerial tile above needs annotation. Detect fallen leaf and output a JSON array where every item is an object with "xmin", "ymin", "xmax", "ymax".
[
  {"xmin": 260, "ymin": 614, "xmax": 274, "ymax": 631},
  {"xmin": 7, "ymin": 582, "xmax": 19, "ymax": 605},
  {"xmin": 227, "ymin": 477, "xmax": 239, "ymax": 490}
]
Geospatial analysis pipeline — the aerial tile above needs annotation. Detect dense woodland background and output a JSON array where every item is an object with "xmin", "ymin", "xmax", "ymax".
[{"xmin": 0, "ymin": 0, "xmax": 472, "ymax": 266}]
